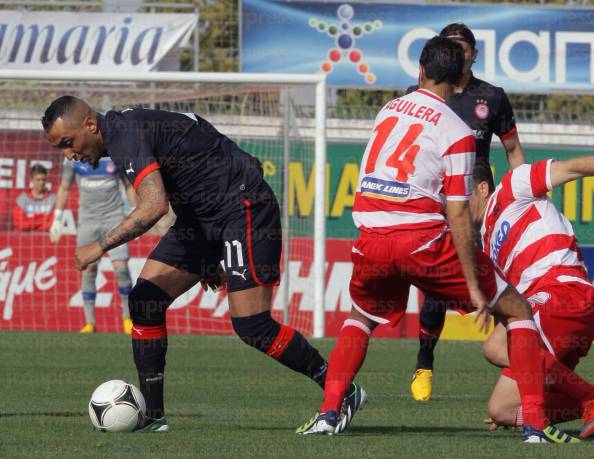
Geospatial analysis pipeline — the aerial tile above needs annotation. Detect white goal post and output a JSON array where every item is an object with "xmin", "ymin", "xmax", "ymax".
[{"xmin": 0, "ymin": 70, "xmax": 327, "ymax": 338}]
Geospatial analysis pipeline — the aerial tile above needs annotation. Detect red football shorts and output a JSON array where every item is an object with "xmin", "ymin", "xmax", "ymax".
[
  {"xmin": 527, "ymin": 280, "xmax": 594, "ymax": 370},
  {"xmin": 349, "ymin": 227, "xmax": 508, "ymax": 327}
]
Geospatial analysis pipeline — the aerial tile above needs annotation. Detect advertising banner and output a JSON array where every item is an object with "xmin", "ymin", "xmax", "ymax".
[
  {"xmin": 0, "ymin": 233, "xmax": 361, "ymax": 337},
  {"xmin": 0, "ymin": 11, "xmax": 196, "ymax": 71},
  {"xmin": 1, "ymin": 130, "xmax": 592, "ymax": 338},
  {"xmin": 242, "ymin": 0, "xmax": 594, "ymax": 92}
]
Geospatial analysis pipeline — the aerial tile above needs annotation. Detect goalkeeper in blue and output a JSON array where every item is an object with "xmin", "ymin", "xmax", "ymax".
[{"xmin": 50, "ymin": 157, "xmax": 136, "ymax": 334}]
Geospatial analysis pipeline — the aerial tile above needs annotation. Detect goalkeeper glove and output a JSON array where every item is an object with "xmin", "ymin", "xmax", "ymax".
[{"xmin": 49, "ymin": 209, "xmax": 64, "ymax": 244}]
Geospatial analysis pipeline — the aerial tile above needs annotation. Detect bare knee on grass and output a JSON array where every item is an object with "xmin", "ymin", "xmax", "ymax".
[{"xmin": 487, "ymin": 375, "xmax": 521, "ymax": 426}]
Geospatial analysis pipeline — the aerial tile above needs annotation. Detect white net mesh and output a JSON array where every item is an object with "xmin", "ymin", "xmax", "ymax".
[{"xmin": 0, "ymin": 78, "xmax": 318, "ymax": 336}]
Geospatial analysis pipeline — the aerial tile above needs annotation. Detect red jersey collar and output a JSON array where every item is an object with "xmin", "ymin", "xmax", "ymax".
[{"xmin": 415, "ymin": 88, "xmax": 446, "ymax": 104}]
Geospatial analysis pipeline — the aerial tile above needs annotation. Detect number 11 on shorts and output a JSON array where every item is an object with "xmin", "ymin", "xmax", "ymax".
[{"xmin": 224, "ymin": 240, "xmax": 244, "ymax": 268}]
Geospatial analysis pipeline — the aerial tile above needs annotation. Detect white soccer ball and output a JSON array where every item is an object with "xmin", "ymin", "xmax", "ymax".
[{"xmin": 88, "ymin": 380, "xmax": 146, "ymax": 432}]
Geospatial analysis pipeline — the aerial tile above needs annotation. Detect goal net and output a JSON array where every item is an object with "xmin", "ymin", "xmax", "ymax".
[{"xmin": 0, "ymin": 71, "xmax": 327, "ymax": 337}]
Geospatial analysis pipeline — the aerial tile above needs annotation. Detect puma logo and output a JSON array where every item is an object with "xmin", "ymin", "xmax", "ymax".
[
  {"xmin": 231, "ymin": 269, "xmax": 247, "ymax": 281},
  {"xmin": 132, "ymin": 326, "xmax": 143, "ymax": 335},
  {"xmin": 145, "ymin": 373, "xmax": 164, "ymax": 383}
]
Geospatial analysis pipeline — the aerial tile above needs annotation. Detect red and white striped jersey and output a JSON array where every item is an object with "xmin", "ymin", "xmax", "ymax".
[
  {"xmin": 352, "ymin": 89, "xmax": 476, "ymax": 232},
  {"xmin": 481, "ymin": 159, "xmax": 590, "ymax": 296}
]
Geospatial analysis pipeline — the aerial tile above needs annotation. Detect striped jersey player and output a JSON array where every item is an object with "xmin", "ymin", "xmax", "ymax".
[
  {"xmin": 482, "ymin": 159, "xmax": 590, "ymax": 298},
  {"xmin": 481, "ymin": 159, "xmax": 594, "ymax": 369},
  {"xmin": 298, "ymin": 36, "xmax": 581, "ymax": 443},
  {"xmin": 475, "ymin": 158, "xmax": 594, "ymax": 437},
  {"xmin": 353, "ymin": 88, "xmax": 475, "ymax": 234}
]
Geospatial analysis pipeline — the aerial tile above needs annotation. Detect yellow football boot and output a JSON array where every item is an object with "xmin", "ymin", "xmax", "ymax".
[
  {"xmin": 79, "ymin": 323, "xmax": 96, "ymax": 334},
  {"xmin": 123, "ymin": 319, "xmax": 133, "ymax": 335},
  {"xmin": 411, "ymin": 368, "xmax": 433, "ymax": 401}
]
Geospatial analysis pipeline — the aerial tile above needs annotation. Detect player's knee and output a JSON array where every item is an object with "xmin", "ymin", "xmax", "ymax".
[
  {"xmin": 114, "ymin": 266, "xmax": 132, "ymax": 295},
  {"xmin": 482, "ymin": 340, "xmax": 507, "ymax": 367},
  {"xmin": 487, "ymin": 398, "xmax": 516, "ymax": 426},
  {"xmin": 82, "ymin": 269, "xmax": 98, "ymax": 295},
  {"xmin": 231, "ymin": 310, "xmax": 280, "ymax": 352},
  {"xmin": 128, "ymin": 278, "xmax": 172, "ymax": 326}
]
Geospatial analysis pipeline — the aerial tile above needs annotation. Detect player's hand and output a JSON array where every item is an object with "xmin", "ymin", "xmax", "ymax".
[
  {"xmin": 483, "ymin": 417, "xmax": 499, "ymax": 431},
  {"xmin": 200, "ymin": 264, "xmax": 227, "ymax": 292},
  {"xmin": 49, "ymin": 210, "xmax": 63, "ymax": 244},
  {"xmin": 74, "ymin": 242, "xmax": 103, "ymax": 271},
  {"xmin": 482, "ymin": 417, "xmax": 520, "ymax": 431},
  {"xmin": 469, "ymin": 287, "xmax": 491, "ymax": 334}
]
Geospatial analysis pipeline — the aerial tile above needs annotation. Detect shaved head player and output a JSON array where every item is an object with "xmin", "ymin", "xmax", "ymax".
[{"xmin": 41, "ymin": 98, "xmax": 365, "ymax": 432}]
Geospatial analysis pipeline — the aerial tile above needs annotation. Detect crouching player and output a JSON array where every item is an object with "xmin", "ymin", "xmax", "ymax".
[
  {"xmin": 297, "ymin": 36, "xmax": 589, "ymax": 443},
  {"xmin": 469, "ymin": 157, "xmax": 594, "ymax": 438}
]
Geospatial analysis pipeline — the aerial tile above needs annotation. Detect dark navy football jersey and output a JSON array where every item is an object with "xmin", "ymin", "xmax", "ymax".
[
  {"xmin": 97, "ymin": 109, "xmax": 263, "ymax": 228},
  {"xmin": 407, "ymin": 73, "xmax": 517, "ymax": 167}
]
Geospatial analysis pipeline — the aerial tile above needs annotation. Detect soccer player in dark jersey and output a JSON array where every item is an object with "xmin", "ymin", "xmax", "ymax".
[
  {"xmin": 407, "ymin": 23, "xmax": 527, "ymax": 401},
  {"xmin": 41, "ymin": 97, "xmax": 365, "ymax": 432}
]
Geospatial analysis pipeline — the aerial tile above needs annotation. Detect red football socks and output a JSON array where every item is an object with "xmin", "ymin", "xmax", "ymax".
[
  {"xmin": 542, "ymin": 351, "xmax": 594, "ymax": 406},
  {"xmin": 320, "ymin": 319, "xmax": 371, "ymax": 413},
  {"xmin": 515, "ymin": 391, "xmax": 582, "ymax": 426},
  {"xmin": 506, "ymin": 320, "xmax": 547, "ymax": 429}
]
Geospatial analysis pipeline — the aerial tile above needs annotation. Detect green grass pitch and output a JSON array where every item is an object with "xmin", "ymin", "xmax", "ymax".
[{"xmin": 1, "ymin": 331, "xmax": 593, "ymax": 458}]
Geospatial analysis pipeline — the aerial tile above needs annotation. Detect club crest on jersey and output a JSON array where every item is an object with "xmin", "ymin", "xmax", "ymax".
[
  {"xmin": 474, "ymin": 99, "xmax": 490, "ymax": 120},
  {"xmin": 527, "ymin": 291, "xmax": 552, "ymax": 308},
  {"xmin": 75, "ymin": 161, "xmax": 90, "ymax": 171},
  {"xmin": 490, "ymin": 220, "xmax": 511, "ymax": 261},
  {"xmin": 472, "ymin": 129, "xmax": 486, "ymax": 140},
  {"xmin": 360, "ymin": 176, "xmax": 410, "ymax": 201}
]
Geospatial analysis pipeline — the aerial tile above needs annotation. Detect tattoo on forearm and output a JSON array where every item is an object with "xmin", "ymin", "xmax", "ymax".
[
  {"xmin": 99, "ymin": 214, "xmax": 155, "ymax": 252},
  {"xmin": 98, "ymin": 171, "xmax": 166, "ymax": 252}
]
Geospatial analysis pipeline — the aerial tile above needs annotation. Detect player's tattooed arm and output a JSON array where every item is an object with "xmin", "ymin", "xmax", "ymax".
[{"xmin": 99, "ymin": 170, "xmax": 169, "ymax": 252}]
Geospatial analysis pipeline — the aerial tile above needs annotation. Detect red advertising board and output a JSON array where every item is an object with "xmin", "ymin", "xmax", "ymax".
[
  {"xmin": 0, "ymin": 128, "xmax": 421, "ymax": 337},
  {"xmin": 0, "ymin": 233, "xmax": 420, "ymax": 338}
]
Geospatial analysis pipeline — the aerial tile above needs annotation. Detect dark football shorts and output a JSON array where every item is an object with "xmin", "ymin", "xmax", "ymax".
[{"xmin": 148, "ymin": 180, "xmax": 282, "ymax": 292}]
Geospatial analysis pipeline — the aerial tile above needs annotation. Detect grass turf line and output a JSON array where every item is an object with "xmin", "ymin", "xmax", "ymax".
[{"xmin": 1, "ymin": 331, "xmax": 592, "ymax": 458}]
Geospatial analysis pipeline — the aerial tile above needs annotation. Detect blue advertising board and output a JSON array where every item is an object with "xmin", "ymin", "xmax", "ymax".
[{"xmin": 242, "ymin": 0, "xmax": 594, "ymax": 92}]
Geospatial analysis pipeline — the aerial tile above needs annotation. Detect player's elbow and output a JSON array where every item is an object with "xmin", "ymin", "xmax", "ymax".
[
  {"xmin": 138, "ymin": 199, "xmax": 168, "ymax": 221},
  {"xmin": 152, "ymin": 200, "xmax": 169, "ymax": 220}
]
